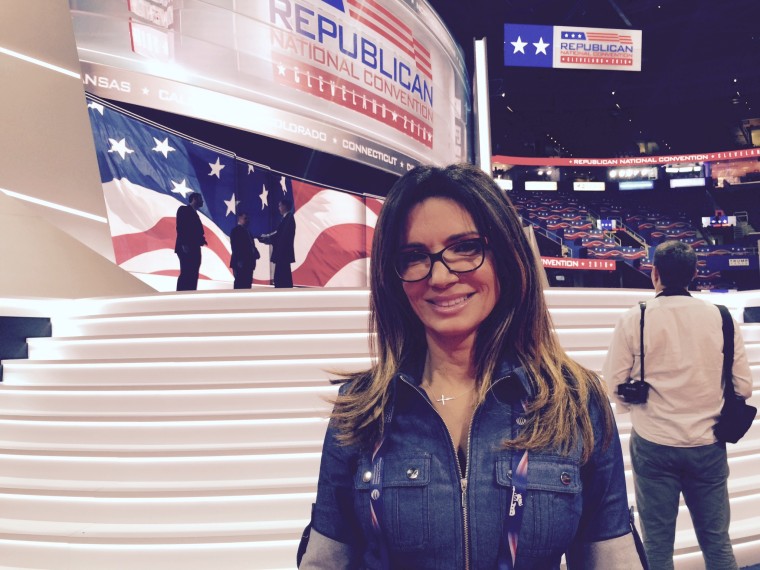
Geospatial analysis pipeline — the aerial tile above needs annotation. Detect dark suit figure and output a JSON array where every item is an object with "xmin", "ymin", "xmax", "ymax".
[
  {"xmin": 174, "ymin": 192, "xmax": 206, "ymax": 291},
  {"xmin": 260, "ymin": 198, "xmax": 296, "ymax": 288},
  {"xmin": 230, "ymin": 213, "xmax": 260, "ymax": 289}
]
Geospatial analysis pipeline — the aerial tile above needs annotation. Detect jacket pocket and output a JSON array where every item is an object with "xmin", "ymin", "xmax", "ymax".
[
  {"xmin": 496, "ymin": 455, "xmax": 582, "ymax": 558},
  {"xmin": 355, "ymin": 453, "xmax": 431, "ymax": 551}
]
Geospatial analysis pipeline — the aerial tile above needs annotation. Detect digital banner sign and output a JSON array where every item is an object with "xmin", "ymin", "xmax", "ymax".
[
  {"xmin": 70, "ymin": 0, "xmax": 470, "ymax": 175},
  {"xmin": 504, "ymin": 23, "xmax": 642, "ymax": 71},
  {"xmin": 541, "ymin": 257, "xmax": 616, "ymax": 271}
]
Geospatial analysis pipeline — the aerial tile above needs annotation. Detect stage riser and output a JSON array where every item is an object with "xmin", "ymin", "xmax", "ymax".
[{"xmin": 0, "ymin": 288, "xmax": 758, "ymax": 570}]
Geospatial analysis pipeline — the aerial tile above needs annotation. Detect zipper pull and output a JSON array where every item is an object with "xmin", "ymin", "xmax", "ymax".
[{"xmin": 461, "ymin": 478, "xmax": 468, "ymax": 507}]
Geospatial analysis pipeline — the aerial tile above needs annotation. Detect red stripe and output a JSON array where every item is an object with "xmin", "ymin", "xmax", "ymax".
[
  {"xmin": 292, "ymin": 223, "xmax": 373, "ymax": 286},
  {"xmin": 348, "ymin": 9, "xmax": 415, "ymax": 60},
  {"xmin": 348, "ymin": 0, "xmax": 412, "ymax": 36},
  {"xmin": 111, "ymin": 216, "xmax": 232, "ymax": 275},
  {"xmin": 413, "ymin": 37, "xmax": 430, "ymax": 58}
]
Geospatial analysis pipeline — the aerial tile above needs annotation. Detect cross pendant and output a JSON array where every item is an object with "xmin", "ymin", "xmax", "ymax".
[{"xmin": 436, "ymin": 394, "xmax": 454, "ymax": 406}]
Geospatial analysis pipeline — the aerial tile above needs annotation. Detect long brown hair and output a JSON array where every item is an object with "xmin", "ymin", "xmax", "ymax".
[{"xmin": 331, "ymin": 164, "xmax": 612, "ymax": 462}]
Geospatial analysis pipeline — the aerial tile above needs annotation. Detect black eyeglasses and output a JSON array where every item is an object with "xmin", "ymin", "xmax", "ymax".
[{"xmin": 394, "ymin": 237, "xmax": 488, "ymax": 282}]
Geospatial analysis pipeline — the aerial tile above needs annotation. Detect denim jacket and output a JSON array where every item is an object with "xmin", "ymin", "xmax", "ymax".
[{"xmin": 305, "ymin": 359, "xmax": 635, "ymax": 569}]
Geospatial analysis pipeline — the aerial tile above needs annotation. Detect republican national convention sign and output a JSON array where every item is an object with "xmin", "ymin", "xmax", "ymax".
[
  {"xmin": 504, "ymin": 23, "xmax": 642, "ymax": 72},
  {"xmin": 72, "ymin": 0, "xmax": 470, "ymax": 175},
  {"xmin": 86, "ymin": 96, "xmax": 381, "ymax": 290}
]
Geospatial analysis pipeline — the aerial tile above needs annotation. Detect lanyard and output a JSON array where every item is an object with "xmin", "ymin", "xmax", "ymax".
[
  {"xmin": 368, "ymin": 392, "xmax": 395, "ymax": 570},
  {"xmin": 497, "ymin": 399, "xmax": 529, "ymax": 570}
]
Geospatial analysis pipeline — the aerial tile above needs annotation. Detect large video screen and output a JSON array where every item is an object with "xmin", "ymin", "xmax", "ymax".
[{"xmin": 70, "ymin": 0, "xmax": 470, "ymax": 176}]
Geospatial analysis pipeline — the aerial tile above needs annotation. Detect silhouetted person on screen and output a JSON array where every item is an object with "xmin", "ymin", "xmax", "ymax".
[
  {"xmin": 230, "ymin": 212, "xmax": 260, "ymax": 289},
  {"xmin": 259, "ymin": 198, "xmax": 296, "ymax": 288},
  {"xmin": 174, "ymin": 192, "xmax": 206, "ymax": 291}
]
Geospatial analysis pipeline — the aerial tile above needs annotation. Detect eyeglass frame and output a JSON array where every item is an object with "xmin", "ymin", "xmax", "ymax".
[{"xmin": 393, "ymin": 236, "xmax": 489, "ymax": 283}]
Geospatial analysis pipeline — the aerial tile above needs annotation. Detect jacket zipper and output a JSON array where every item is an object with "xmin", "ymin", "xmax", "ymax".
[{"xmin": 402, "ymin": 376, "xmax": 477, "ymax": 570}]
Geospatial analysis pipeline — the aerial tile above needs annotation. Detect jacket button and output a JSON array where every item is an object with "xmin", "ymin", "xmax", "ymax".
[
  {"xmin": 406, "ymin": 468, "xmax": 419, "ymax": 480},
  {"xmin": 560, "ymin": 472, "xmax": 572, "ymax": 485},
  {"xmin": 362, "ymin": 470, "xmax": 372, "ymax": 483}
]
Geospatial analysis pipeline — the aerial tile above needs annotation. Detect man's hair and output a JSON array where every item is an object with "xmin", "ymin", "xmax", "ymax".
[
  {"xmin": 279, "ymin": 198, "xmax": 293, "ymax": 210},
  {"xmin": 653, "ymin": 240, "xmax": 697, "ymax": 288},
  {"xmin": 189, "ymin": 192, "xmax": 203, "ymax": 203}
]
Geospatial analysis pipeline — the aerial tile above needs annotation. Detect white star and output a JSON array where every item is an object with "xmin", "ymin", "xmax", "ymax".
[
  {"xmin": 248, "ymin": 164, "xmax": 255, "ymax": 174},
  {"xmin": 533, "ymin": 37, "xmax": 550, "ymax": 55},
  {"xmin": 259, "ymin": 184, "xmax": 269, "ymax": 209},
  {"xmin": 391, "ymin": 110, "xmax": 398, "ymax": 121},
  {"xmin": 107, "ymin": 138, "xmax": 134, "ymax": 160},
  {"xmin": 170, "ymin": 179, "xmax": 193, "ymax": 198},
  {"xmin": 224, "ymin": 193, "xmax": 239, "ymax": 216},
  {"xmin": 277, "ymin": 64, "xmax": 287, "ymax": 75},
  {"xmin": 88, "ymin": 102, "xmax": 104, "ymax": 115},
  {"xmin": 142, "ymin": 87, "xmax": 150, "ymax": 95},
  {"xmin": 511, "ymin": 36, "xmax": 528, "ymax": 54},
  {"xmin": 280, "ymin": 177, "xmax": 288, "ymax": 193},
  {"xmin": 209, "ymin": 157, "xmax": 225, "ymax": 178},
  {"xmin": 152, "ymin": 137, "xmax": 175, "ymax": 158}
]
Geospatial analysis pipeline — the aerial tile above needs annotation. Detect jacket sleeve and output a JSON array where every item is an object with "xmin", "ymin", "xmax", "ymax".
[
  {"xmin": 300, "ymin": 419, "xmax": 362, "ymax": 568},
  {"xmin": 566, "ymin": 391, "xmax": 643, "ymax": 569}
]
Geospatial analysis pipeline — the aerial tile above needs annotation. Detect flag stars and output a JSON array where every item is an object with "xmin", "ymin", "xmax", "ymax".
[
  {"xmin": 170, "ymin": 179, "xmax": 193, "ymax": 198},
  {"xmin": 108, "ymin": 138, "xmax": 134, "ymax": 160},
  {"xmin": 511, "ymin": 36, "xmax": 528, "ymax": 54},
  {"xmin": 224, "ymin": 193, "xmax": 240, "ymax": 216},
  {"xmin": 533, "ymin": 37, "xmax": 550, "ymax": 55},
  {"xmin": 259, "ymin": 184, "xmax": 269, "ymax": 209},
  {"xmin": 209, "ymin": 157, "xmax": 225, "ymax": 178},
  {"xmin": 280, "ymin": 177, "xmax": 288, "ymax": 193},
  {"xmin": 248, "ymin": 164, "xmax": 255, "ymax": 174},
  {"xmin": 88, "ymin": 102, "xmax": 104, "ymax": 115},
  {"xmin": 152, "ymin": 137, "xmax": 175, "ymax": 158}
]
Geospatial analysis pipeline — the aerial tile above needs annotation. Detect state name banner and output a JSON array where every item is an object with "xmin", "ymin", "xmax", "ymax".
[{"xmin": 504, "ymin": 23, "xmax": 642, "ymax": 72}]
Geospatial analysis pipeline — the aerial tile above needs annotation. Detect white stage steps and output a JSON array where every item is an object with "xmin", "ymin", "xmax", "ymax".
[{"xmin": 0, "ymin": 288, "xmax": 758, "ymax": 569}]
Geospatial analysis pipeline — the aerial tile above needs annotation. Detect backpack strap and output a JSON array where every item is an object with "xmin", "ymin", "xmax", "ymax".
[{"xmin": 716, "ymin": 305, "xmax": 734, "ymax": 397}]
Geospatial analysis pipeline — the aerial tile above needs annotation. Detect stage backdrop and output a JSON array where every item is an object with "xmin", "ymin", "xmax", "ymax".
[
  {"xmin": 87, "ymin": 96, "xmax": 382, "ymax": 289},
  {"xmin": 71, "ymin": 0, "xmax": 470, "ymax": 175}
]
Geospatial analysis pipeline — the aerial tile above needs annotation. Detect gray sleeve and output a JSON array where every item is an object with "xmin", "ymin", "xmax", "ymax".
[
  {"xmin": 566, "ymin": 532, "xmax": 644, "ymax": 569},
  {"xmin": 299, "ymin": 528, "xmax": 357, "ymax": 570}
]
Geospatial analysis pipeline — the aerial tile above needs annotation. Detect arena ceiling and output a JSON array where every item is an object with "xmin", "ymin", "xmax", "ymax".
[{"xmin": 428, "ymin": 0, "xmax": 760, "ymax": 159}]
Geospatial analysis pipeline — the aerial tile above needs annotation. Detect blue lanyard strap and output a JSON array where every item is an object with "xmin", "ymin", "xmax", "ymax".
[
  {"xmin": 498, "ymin": 399, "xmax": 530, "ymax": 570},
  {"xmin": 368, "ymin": 395, "xmax": 395, "ymax": 570}
]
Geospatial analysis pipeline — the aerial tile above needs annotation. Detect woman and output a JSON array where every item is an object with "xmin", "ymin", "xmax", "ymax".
[{"xmin": 299, "ymin": 164, "xmax": 642, "ymax": 569}]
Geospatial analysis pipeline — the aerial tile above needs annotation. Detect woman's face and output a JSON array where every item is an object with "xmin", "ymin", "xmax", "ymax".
[{"xmin": 400, "ymin": 197, "xmax": 500, "ymax": 347}]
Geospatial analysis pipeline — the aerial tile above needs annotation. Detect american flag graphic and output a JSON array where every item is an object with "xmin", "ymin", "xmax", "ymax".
[
  {"xmin": 342, "ymin": 0, "xmax": 432, "ymax": 79},
  {"xmin": 561, "ymin": 31, "xmax": 633, "ymax": 44},
  {"xmin": 86, "ymin": 95, "xmax": 381, "ymax": 290}
]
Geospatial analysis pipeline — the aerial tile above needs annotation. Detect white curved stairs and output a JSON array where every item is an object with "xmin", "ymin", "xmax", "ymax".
[{"xmin": 0, "ymin": 288, "xmax": 758, "ymax": 569}]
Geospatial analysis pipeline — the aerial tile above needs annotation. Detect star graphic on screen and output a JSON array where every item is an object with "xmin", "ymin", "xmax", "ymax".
[
  {"xmin": 142, "ymin": 87, "xmax": 150, "ymax": 95},
  {"xmin": 259, "ymin": 184, "xmax": 269, "ymax": 209},
  {"xmin": 209, "ymin": 157, "xmax": 225, "ymax": 178},
  {"xmin": 533, "ymin": 37, "xmax": 550, "ymax": 55},
  {"xmin": 224, "ymin": 193, "xmax": 239, "ymax": 216},
  {"xmin": 277, "ymin": 64, "xmax": 287, "ymax": 76},
  {"xmin": 280, "ymin": 177, "xmax": 288, "ymax": 193},
  {"xmin": 107, "ymin": 138, "xmax": 134, "ymax": 160},
  {"xmin": 87, "ymin": 102, "xmax": 104, "ymax": 115},
  {"xmin": 511, "ymin": 36, "xmax": 528, "ymax": 54},
  {"xmin": 170, "ymin": 179, "xmax": 193, "ymax": 198},
  {"xmin": 391, "ymin": 110, "xmax": 399, "ymax": 121},
  {"xmin": 152, "ymin": 137, "xmax": 175, "ymax": 158}
]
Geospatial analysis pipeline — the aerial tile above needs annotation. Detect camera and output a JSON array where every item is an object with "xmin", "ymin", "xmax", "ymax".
[{"xmin": 616, "ymin": 380, "xmax": 651, "ymax": 404}]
